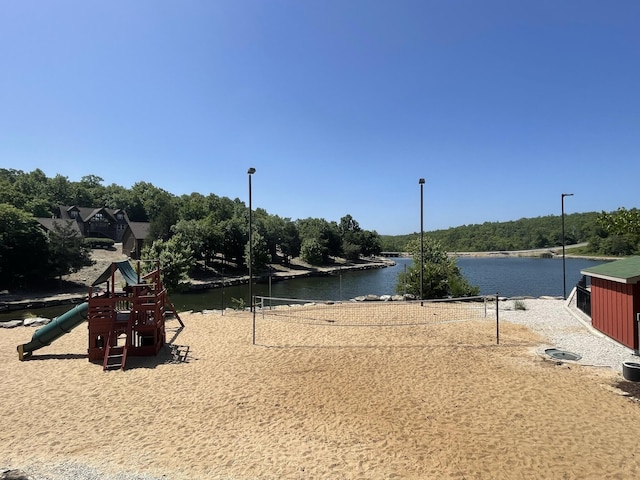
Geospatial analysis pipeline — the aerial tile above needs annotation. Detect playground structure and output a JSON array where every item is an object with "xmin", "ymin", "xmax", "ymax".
[
  {"xmin": 18, "ymin": 260, "xmax": 183, "ymax": 371},
  {"xmin": 86, "ymin": 260, "xmax": 183, "ymax": 370}
]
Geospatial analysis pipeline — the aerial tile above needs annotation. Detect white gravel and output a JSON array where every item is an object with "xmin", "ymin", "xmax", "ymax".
[
  {"xmin": 495, "ymin": 291, "xmax": 640, "ymax": 372},
  {"xmin": 1, "ymin": 460, "xmax": 167, "ymax": 480}
]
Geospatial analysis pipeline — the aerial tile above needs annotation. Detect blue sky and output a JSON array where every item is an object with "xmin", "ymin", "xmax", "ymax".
[{"xmin": 1, "ymin": 1, "xmax": 638, "ymax": 235}]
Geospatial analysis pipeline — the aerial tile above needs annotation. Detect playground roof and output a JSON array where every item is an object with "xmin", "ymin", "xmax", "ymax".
[{"xmin": 92, "ymin": 260, "xmax": 140, "ymax": 287}]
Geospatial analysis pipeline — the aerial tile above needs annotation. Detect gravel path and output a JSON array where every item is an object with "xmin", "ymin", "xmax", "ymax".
[
  {"xmin": 1, "ymin": 461, "xmax": 166, "ymax": 480},
  {"xmin": 497, "ymin": 292, "xmax": 639, "ymax": 372}
]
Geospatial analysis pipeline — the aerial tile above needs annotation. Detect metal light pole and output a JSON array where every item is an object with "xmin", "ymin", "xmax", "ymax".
[
  {"xmin": 248, "ymin": 167, "xmax": 256, "ymax": 311},
  {"xmin": 419, "ymin": 178, "xmax": 425, "ymax": 306},
  {"xmin": 561, "ymin": 193, "xmax": 574, "ymax": 300},
  {"xmin": 221, "ymin": 253, "xmax": 225, "ymax": 315}
]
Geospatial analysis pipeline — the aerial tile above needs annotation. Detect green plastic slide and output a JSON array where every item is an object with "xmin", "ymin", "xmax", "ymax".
[{"xmin": 17, "ymin": 302, "xmax": 89, "ymax": 360}]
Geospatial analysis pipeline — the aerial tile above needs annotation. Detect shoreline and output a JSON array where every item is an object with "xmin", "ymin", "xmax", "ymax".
[
  {"xmin": 0, "ymin": 246, "xmax": 618, "ymax": 313},
  {"xmin": 0, "ymin": 258, "xmax": 395, "ymax": 313}
]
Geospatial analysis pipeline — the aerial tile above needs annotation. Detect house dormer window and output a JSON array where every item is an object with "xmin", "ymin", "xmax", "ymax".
[
  {"xmin": 116, "ymin": 213, "xmax": 124, "ymax": 221},
  {"xmin": 93, "ymin": 212, "xmax": 108, "ymax": 224},
  {"xmin": 70, "ymin": 210, "xmax": 78, "ymax": 219}
]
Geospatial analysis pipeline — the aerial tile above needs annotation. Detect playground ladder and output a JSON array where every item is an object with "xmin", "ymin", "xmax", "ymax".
[
  {"xmin": 103, "ymin": 343, "xmax": 128, "ymax": 371},
  {"xmin": 102, "ymin": 314, "xmax": 132, "ymax": 371}
]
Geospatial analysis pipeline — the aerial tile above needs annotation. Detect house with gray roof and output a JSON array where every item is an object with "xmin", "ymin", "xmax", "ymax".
[
  {"xmin": 57, "ymin": 205, "xmax": 130, "ymax": 241},
  {"xmin": 37, "ymin": 206, "xmax": 151, "ymax": 258},
  {"xmin": 121, "ymin": 222, "xmax": 151, "ymax": 259}
]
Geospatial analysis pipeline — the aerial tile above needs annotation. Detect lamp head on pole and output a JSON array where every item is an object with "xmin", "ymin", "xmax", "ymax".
[
  {"xmin": 248, "ymin": 167, "xmax": 256, "ymax": 175},
  {"xmin": 419, "ymin": 178, "xmax": 425, "ymax": 185},
  {"xmin": 561, "ymin": 193, "xmax": 574, "ymax": 199}
]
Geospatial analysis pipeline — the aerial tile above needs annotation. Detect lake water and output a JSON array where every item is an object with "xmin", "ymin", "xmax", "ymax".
[
  {"xmin": 456, "ymin": 256, "xmax": 602, "ymax": 297},
  {"xmin": 169, "ymin": 256, "xmax": 606, "ymax": 311},
  {"xmin": 2, "ymin": 256, "xmax": 607, "ymax": 319}
]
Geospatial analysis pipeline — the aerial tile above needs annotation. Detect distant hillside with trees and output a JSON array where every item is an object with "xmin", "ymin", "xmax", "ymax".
[{"xmin": 381, "ymin": 209, "xmax": 640, "ymax": 257}]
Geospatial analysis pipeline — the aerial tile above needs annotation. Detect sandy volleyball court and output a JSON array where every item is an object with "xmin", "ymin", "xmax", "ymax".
[{"xmin": 2, "ymin": 301, "xmax": 640, "ymax": 479}]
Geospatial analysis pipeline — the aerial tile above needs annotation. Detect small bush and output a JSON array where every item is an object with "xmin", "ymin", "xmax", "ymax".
[
  {"xmin": 514, "ymin": 299, "xmax": 527, "ymax": 311},
  {"xmin": 83, "ymin": 237, "xmax": 115, "ymax": 249},
  {"xmin": 231, "ymin": 297, "xmax": 246, "ymax": 310}
]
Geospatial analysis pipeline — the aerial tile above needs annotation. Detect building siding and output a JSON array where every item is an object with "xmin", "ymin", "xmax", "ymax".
[{"xmin": 591, "ymin": 278, "xmax": 636, "ymax": 350}]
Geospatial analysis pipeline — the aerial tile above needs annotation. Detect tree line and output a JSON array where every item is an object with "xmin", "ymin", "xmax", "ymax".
[
  {"xmin": 0, "ymin": 168, "xmax": 382, "ymax": 290},
  {"xmin": 1, "ymin": 168, "xmax": 637, "ymax": 295},
  {"xmin": 381, "ymin": 209, "xmax": 640, "ymax": 257}
]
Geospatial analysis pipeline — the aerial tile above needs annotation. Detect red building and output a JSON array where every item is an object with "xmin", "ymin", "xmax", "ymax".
[{"xmin": 581, "ymin": 256, "xmax": 640, "ymax": 351}]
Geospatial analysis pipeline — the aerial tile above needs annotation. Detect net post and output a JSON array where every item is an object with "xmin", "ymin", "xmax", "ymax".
[
  {"xmin": 252, "ymin": 296, "xmax": 257, "ymax": 345},
  {"xmin": 495, "ymin": 293, "xmax": 500, "ymax": 345}
]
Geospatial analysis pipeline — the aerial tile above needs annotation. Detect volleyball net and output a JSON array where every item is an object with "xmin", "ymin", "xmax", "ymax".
[{"xmin": 253, "ymin": 296, "xmax": 498, "ymax": 348}]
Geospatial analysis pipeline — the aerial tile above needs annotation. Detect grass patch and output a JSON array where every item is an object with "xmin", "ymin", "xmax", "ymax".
[{"xmin": 513, "ymin": 299, "xmax": 527, "ymax": 311}]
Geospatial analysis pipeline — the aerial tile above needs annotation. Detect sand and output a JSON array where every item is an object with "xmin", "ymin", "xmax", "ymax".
[{"xmin": 2, "ymin": 302, "xmax": 640, "ymax": 479}]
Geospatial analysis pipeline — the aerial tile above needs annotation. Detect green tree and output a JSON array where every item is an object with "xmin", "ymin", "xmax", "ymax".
[
  {"xmin": 0, "ymin": 170, "xmax": 28, "ymax": 210},
  {"xmin": 595, "ymin": 207, "xmax": 640, "ymax": 255},
  {"xmin": 0, "ymin": 204, "xmax": 50, "ymax": 289},
  {"xmin": 47, "ymin": 221, "xmax": 93, "ymax": 278},
  {"xmin": 177, "ymin": 192, "xmax": 209, "ymax": 221},
  {"xmin": 279, "ymin": 217, "xmax": 301, "ymax": 263},
  {"xmin": 200, "ymin": 215, "xmax": 224, "ymax": 267},
  {"xmin": 297, "ymin": 217, "xmax": 340, "ymax": 259},
  {"xmin": 359, "ymin": 230, "xmax": 382, "ymax": 257},
  {"xmin": 395, "ymin": 238, "xmax": 479, "ymax": 299},
  {"xmin": 46, "ymin": 174, "xmax": 73, "ymax": 207},
  {"xmin": 300, "ymin": 238, "xmax": 325, "ymax": 266},
  {"xmin": 67, "ymin": 174, "xmax": 105, "ymax": 207},
  {"xmin": 100, "ymin": 183, "xmax": 144, "ymax": 219},
  {"xmin": 141, "ymin": 236, "xmax": 195, "ymax": 292},
  {"xmin": 255, "ymin": 212, "xmax": 301, "ymax": 263},
  {"xmin": 171, "ymin": 219, "xmax": 206, "ymax": 267},
  {"xmin": 244, "ymin": 231, "xmax": 272, "ymax": 271},
  {"xmin": 130, "ymin": 182, "xmax": 173, "ymax": 222},
  {"xmin": 342, "ymin": 241, "xmax": 361, "ymax": 261},
  {"xmin": 597, "ymin": 207, "xmax": 640, "ymax": 235},
  {"xmin": 11, "ymin": 169, "xmax": 53, "ymax": 216},
  {"xmin": 339, "ymin": 214, "xmax": 362, "ymax": 260},
  {"xmin": 69, "ymin": 182, "xmax": 96, "ymax": 207},
  {"xmin": 221, "ymin": 216, "xmax": 247, "ymax": 266},
  {"xmin": 339, "ymin": 214, "xmax": 360, "ymax": 237},
  {"xmin": 338, "ymin": 214, "xmax": 382, "ymax": 260},
  {"xmin": 598, "ymin": 235, "xmax": 637, "ymax": 256},
  {"xmin": 148, "ymin": 195, "xmax": 179, "ymax": 241}
]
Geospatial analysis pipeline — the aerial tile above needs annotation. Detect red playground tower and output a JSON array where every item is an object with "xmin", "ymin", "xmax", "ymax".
[{"xmin": 87, "ymin": 261, "xmax": 183, "ymax": 371}]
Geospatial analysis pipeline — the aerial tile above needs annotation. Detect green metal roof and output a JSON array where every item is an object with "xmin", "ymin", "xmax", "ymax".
[
  {"xmin": 581, "ymin": 256, "xmax": 640, "ymax": 284},
  {"xmin": 91, "ymin": 260, "xmax": 141, "ymax": 286}
]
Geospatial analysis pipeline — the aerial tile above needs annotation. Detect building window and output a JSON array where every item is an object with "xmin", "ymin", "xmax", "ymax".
[{"xmin": 93, "ymin": 212, "xmax": 108, "ymax": 224}]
